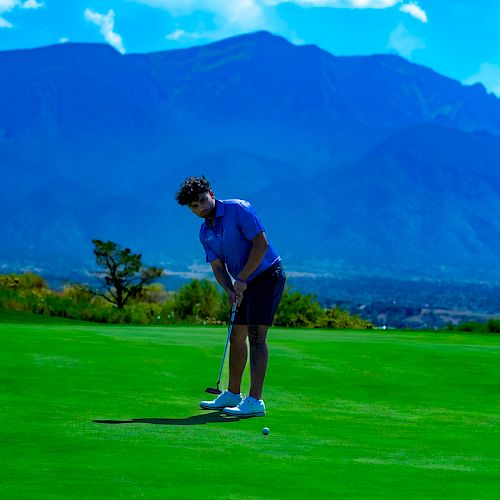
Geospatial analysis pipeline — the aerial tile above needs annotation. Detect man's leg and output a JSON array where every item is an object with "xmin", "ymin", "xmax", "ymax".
[
  {"xmin": 228, "ymin": 324, "xmax": 248, "ymax": 394},
  {"xmin": 248, "ymin": 325, "xmax": 269, "ymax": 400}
]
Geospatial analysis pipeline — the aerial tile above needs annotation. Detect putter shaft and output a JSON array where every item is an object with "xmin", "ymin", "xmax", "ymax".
[{"xmin": 215, "ymin": 301, "xmax": 238, "ymax": 388}]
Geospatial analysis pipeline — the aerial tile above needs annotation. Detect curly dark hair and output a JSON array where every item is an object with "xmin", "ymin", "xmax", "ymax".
[{"xmin": 175, "ymin": 176, "xmax": 211, "ymax": 206}]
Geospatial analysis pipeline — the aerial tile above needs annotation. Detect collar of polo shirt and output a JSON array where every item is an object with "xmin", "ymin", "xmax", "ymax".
[{"xmin": 215, "ymin": 200, "xmax": 225, "ymax": 217}]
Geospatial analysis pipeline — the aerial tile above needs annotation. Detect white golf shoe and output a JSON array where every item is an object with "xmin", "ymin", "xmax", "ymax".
[
  {"xmin": 199, "ymin": 390, "xmax": 242, "ymax": 410},
  {"xmin": 223, "ymin": 396, "xmax": 266, "ymax": 417}
]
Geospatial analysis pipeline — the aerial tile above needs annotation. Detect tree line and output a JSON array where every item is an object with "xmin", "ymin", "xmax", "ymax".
[{"xmin": 0, "ymin": 240, "xmax": 372, "ymax": 329}]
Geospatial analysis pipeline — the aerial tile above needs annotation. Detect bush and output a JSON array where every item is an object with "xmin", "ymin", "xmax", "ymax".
[
  {"xmin": 317, "ymin": 307, "xmax": 373, "ymax": 329},
  {"xmin": 458, "ymin": 321, "xmax": 486, "ymax": 332},
  {"xmin": 274, "ymin": 289, "xmax": 324, "ymax": 327},
  {"xmin": 130, "ymin": 283, "xmax": 168, "ymax": 304},
  {"xmin": 488, "ymin": 319, "xmax": 500, "ymax": 333},
  {"xmin": 274, "ymin": 288, "xmax": 373, "ymax": 329},
  {"xmin": 451, "ymin": 319, "xmax": 500, "ymax": 334},
  {"xmin": 174, "ymin": 279, "xmax": 227, "ymax": 323},
  {"xmin": 0, "ymin": 272, "xmax": 47, "ymax": 290},
  {"xmin": 125, "ymin": 302, "xmax": 164, "ymax": 325},
  {"xmin": 0, "ymin": 273, "xmax": 50, "ymax": 315}
]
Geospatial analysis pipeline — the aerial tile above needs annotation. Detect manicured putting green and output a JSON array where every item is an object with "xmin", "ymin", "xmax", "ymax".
[{"xmin": 1, "ymin": 311, "xmax": 499, "ymax": 498}]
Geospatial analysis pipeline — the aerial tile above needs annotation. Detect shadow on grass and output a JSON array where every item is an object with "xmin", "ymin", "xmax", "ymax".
[{"xmin": 93, "ymin": 411, "xmax": 244, "ymax": 426}]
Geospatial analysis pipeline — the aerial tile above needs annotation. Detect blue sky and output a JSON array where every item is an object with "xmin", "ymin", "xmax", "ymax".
[{"xmin": 1, "ymin": 1, "xmax": 499, "ymax": 96}]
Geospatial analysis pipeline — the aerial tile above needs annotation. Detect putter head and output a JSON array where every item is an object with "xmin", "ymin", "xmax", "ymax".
[{"xmin": 205, "ymin": 387, "xmax": 222, "ymax": 395}]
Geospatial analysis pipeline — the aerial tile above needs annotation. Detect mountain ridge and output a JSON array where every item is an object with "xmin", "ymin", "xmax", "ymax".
[{"xmin": 1, "ymin": 31, "xmax": 500, "ymax": 282}]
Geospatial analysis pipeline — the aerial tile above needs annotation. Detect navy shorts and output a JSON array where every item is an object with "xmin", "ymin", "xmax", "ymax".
[{"xmin": 234, "ymin": 261, "xmax": 286, "ymax": 326}]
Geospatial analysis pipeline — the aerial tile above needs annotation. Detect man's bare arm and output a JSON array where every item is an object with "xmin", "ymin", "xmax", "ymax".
[
  {"xmin": 232, "ymin": 232, "xmax": 269, "ymax": 299},
  {"xmin": 236, "ymin": 232, "xmax": 269, "ymax": 282},
  {"xmin": 210, "ymin": 258, "xmax": 238, "ymax": 304}
]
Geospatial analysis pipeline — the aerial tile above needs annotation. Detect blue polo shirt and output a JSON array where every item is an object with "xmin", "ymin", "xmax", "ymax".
[{"xmin": 199, "ymin": 199, "xmax": 280, "ymax": 283}]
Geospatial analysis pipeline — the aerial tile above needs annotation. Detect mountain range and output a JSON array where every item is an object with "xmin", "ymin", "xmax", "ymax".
[{"xmin": 1, "ymin": 31, "xmax": 499, "ymax": 282}]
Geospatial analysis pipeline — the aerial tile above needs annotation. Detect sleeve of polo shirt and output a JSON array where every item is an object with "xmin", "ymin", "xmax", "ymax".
[
  {"xmin": 237, "ymin": 202, "xmax": 265, "ymax": 241},
  {"xmin": 199, "ymin": 232, "xmax": 219, "ymax": 263}
]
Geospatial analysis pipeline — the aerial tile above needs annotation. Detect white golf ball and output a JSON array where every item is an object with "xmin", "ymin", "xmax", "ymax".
[{"xmin": 262, "ymin": 427, "xmax": 270, "ymax": 435}]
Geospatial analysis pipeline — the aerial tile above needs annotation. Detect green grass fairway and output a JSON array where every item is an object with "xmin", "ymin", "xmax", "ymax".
[{"xmin": 1, "ymin": 312, "xmax": 499, "ymax": 498}]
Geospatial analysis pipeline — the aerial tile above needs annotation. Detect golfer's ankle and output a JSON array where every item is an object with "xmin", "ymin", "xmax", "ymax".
[{"xmin": 228, "ymin": 386, "xmax": 241, "ymax": 395}]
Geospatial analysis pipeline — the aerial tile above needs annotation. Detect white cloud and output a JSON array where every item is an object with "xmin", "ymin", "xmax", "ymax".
[
  {"xmin": 388, "ymin": 23, "xmax": 424, "ymax": 59},
  {"xmin": 135, "ymin": 0, "xmax": 275, "ymax": 45},
  {"xmin": 135, "ymin": 0, "xmax": 404, "ymax": 10},
  {"xmin": 289, "ymin": 30, "xmax": 305, "ymax": 45},
  {"xmin": 21, "ymin": 0, "xmax": 43, "ymax": 9},
  {"xmin": 0, "ymin": 16, "xmax": 12, "ymax": 27},
  {"xmin": 464, "ymin": 63, "xmax": 500, "ymax": 97},
  {"xmin": 399, "ymin": 2, "xmax": 427, "ymax": 23},
  {"xmin": 0, "ymin": 0, "xmax": 16, "ymax": 28},
  {"xmin": 223, "ymin": 0, "xmax": 267, "ymax": 28},
  {"xmin": 135, "ymin": 0, "xmax": 268, "ymax": 30},
  {"xmin": 84, "ymin": 8, "xmax": 126, "ymax": 54},
  {"xmin": 0, "ymin": 0, "xmax": 18, "ymax": 9},
  {"xmin": 0, "ymin": 0, "xmax": 44, "ymax": 28},
  {"xmin": 60, "ymin": 37, "xmax": 69, "ymax": 43},
  {"xmin": 266, "ymin": 0, "xmax": 429, "ymax": 20},
  {"xmin": 264, "ymin": 0, "xmax": 400, "ymax": 8},
  {"xmin": 165, "ymin": 28, "xmax": 207, "ymax": 41}
]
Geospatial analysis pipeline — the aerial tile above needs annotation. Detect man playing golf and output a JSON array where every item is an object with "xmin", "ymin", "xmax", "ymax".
[{"xmin": 176, "ymin": 176, "xmax": 286, "ymax": 417}]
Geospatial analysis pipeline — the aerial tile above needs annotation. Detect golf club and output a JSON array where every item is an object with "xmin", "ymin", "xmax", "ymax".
[{"xmin": 205, "ymin": 301, "xmax": 238, "ymax": 395}]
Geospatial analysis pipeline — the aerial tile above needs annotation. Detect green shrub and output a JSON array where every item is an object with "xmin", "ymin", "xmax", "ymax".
[
  {"xmin": 488, "ymin": 319, "xmax": 500, "ymax": 333},
  {"xmin": 130, "ymin": 283, "xmax": 168, "ymax": 304},
  {"xmin": 455, "ymin": 321, "xmax": 487, "ymax": 332},
  {"xmin": 174, "ymin": 279, "xmax": 227, "ymax": 323},
  {"xmin": 160, "ymin": 294, "xmax": 178, "ymax": 324},
  {"xmin": 274, "ymin": 289, "xmax": 324, "ymax": 327},
  {"xmin": 451, "ymin": 319, "xmax": 500, "ymax": 334},
  {"xmin": 274, "ymin": 288, "xmax": 373, "ymax": 329},
  {"xmin": 125, "ymin": 302, "xmax": 164, "ymax": 325},
  {"xmin": 317, "ymin": 307, "xmax": 373, "ymax": 329},
  {"xmin": 0, "ymin": 272, "xmax": 47, "ymax": 290}
]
